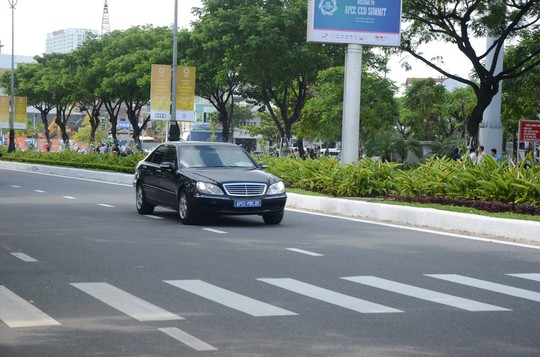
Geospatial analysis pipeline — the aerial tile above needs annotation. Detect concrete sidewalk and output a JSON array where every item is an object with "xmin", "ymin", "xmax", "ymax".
[{"xmin": 1, "ymin": 161, "xmax": 538, "ymax": 244}]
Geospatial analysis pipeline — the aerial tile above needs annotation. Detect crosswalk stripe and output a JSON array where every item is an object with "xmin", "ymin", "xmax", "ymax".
[
  {"xmin": 257, "ymin": 278, "xmax": 402, "ymax": 313},
  {"xmin": 11, "ymin": 252, "xmax": 39, "ymax": 262},
  {"xmin": 71, "ymin": 282, "xmax": 183, "ymax": 321},
  {"xmin": 159, "ymin": 327, "xmax": 218, "ymax": 351},
  {"xmin": 507, "ymin": 273, "xmax": 540, "ymax": 282},
  {"xmin": 0, "ymin": 286, "xmax": 61, "ymax": 328},
  {"xmin": 342, "ymin": 276, "xmax": 510, "ymax": 312},
  {"xmin": 286, "ymin": 248, "xmax": 323, "ymax": 256},
  {"xmin": 426, "ymin": 274, "xmax": 540, "ymax": 302},
  {"xmin": 164, "ymin": 280, "xmax": 297, "ymax": 317}
]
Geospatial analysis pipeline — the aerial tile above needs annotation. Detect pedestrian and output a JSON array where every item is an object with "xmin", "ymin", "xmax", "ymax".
[
  {"xmin": 452, "ymin": 147, "xmax": 460, "ymax": 160},
  {"xmin": 477, "ymin": 146, "xmax": 485, "ymax": 164},
  {"xmin": 490, "ymin": 148, "xmax": 500, "ymax": 163},
  {"xmin": 468, "ymin": 147, "xmax": 477, "ymax": 164}
]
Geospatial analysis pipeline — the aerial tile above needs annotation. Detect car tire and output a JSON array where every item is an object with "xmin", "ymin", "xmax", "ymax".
[
  {"xmin": 262, "ymin": 212, "xmax": 284, "ymax": 225},
  {"xmin": 136, "ymin": 182, "xmax": 155, "ymax": 215},
  {"xmin": 178, "ymin": 189, "xmax": 198, "ymax": 225}
]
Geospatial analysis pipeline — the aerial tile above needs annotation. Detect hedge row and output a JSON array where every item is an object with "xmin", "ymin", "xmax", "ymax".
[
  {"xmin": 0, "ymin": 150, "xmax": 145, "ymax": 174},
  {"xmin": 263, "ymin": 155, "xmax": 540, "ymax": 208},
  {"xmin": 2, "ymin": 148, "xmax": 539, "ymax": 208}
]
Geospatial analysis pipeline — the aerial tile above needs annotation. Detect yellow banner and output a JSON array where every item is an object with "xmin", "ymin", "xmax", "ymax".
[
  {"xmin": 150, "ymin": 64, "xmax": 172, "ymax": 120},
  {"xmin": 176, "ymin": 66, "xmax": 196, "ymax": 121},
  {"xmin": 0, "ymin": 96, "xmax": 9, "ymax": 129},
  {"xmin": 14, "ymin": 96, "xmax": 27, "ymax": 129}
]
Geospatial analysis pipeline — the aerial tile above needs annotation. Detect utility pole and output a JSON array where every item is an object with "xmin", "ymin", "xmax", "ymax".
[
  {"xmin": 168, "ymin": 0, "xmax": 180, "ymax": 141},
  {"xmin": 7, "ymin": 0, "xmax": 18, "ymax": 153}
]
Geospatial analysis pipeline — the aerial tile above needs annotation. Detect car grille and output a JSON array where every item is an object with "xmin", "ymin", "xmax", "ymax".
[{"xmin": 223, "ymin": 183, "xmax": 267, "ymax": 196}]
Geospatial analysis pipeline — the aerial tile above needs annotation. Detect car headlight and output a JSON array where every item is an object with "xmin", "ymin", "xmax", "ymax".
[
  {"xmin": 267, "ymin": 181, "xmax": 285, "ymax": 195},
  {"xmin": 196, "ymin": 182, "xmax": 224, "ymax": 195}
]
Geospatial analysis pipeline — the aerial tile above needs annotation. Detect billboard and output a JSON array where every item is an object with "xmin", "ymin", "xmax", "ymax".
[
  {"xmin": 0, "ymin": 96, "xmax": 27, "ymax": 129},
  {"xmin": 175, "ymin": 66, "xmax": 196, "ymax": 122},
  {"xmin": 307, "ymin": 0, "xmax": 402, "ymax": 46},
  {"xmin": 0, "ymin": 96, "xmax": 9, "ymax": 129},
  {"xmin": 150, "ymin": 64, "xmax": 172, "ymax": 121},
  {"xmin": 14, "ymin": 96, "xmax": 27, "ymax": 130}
]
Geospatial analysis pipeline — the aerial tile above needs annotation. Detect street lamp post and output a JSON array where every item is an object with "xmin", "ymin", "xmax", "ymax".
[
  {"xmin": 7, "ymin": 0, "xmax": 18, "ymax": 153},
  {"xmin": 168, "ymin": 0, "xmax": 179, "ymax": 141}
]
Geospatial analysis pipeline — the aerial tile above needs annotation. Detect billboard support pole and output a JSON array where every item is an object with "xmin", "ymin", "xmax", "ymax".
[{"xmin": 341, "ymin": 44, "xmax": 362, "ymax": 165}]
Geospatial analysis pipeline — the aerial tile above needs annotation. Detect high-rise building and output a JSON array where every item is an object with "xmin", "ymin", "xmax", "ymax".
[{"xmin": 45, "ymin": 28, "xmax": 98, "ymax": 54}]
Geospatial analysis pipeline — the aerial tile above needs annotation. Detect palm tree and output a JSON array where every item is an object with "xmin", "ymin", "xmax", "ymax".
[{"xmin": 365, "ymin": 130, "xmax": 423, "ymax": 162}]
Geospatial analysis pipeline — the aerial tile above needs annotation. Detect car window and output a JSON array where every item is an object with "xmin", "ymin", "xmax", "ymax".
[
  {"xmin": 219, "ymin": 146, "xmax": 255, "ymax": 167},
  {"xmin": 179, "ymin": 146, "xmax": 204, "ymax": 168},
  {"xmin": 179, "ymin": 145, "xmax": 255, "ymax": 168},
  {"xmin": 148, "ymin": 145, "xmax": 168, "ymax": 164},
  {"xmin": 164, "ymin": 146, "xmax": 177, "ymax": 164}
]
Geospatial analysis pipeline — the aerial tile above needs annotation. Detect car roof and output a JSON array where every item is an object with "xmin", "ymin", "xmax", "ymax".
[{"xmin": 164, "ymin": 141, "xmax": 237, "ymax": 147}]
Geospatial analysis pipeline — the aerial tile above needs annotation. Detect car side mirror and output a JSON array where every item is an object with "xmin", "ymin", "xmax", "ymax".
[
  {"xmin": 258, "ymin": 162, "xmax": 268, "ymax": 169},
  {"xmin": 160, "ymin": 161, "xmax": 176, "ymax": 170}
]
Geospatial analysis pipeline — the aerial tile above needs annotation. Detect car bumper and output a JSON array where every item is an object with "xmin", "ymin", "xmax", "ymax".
[{"xmin": 191, "ymin": 194, "xmax": 287, "ymax": 216}]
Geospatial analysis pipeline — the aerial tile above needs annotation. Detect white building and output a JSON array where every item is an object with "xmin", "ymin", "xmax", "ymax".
[{"xmin": 46, "ymin": 28, "xmax": 98, "ymax": 54}]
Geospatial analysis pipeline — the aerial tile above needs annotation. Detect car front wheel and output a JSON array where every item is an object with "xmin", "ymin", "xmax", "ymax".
[
  {"xmin": 262, "ymin": 212, "xmax": 284, "ymax": 225},
  {"xmin": 178, "ymin": 189, "xmax": 198, "ymax": 225},
  {"xmin": 136, "ymin": 182, "xmax": 155, "ymax": 215}
]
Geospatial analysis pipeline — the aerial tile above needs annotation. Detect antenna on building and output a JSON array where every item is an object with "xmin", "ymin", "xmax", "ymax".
[{"xmin": 101, "ymin": 0, "xmax": 110, "ymax": 35}]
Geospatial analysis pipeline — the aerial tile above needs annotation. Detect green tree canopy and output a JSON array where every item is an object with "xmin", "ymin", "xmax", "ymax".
[
  {"xmin": 301, "ymin": 66, "xmax": 398, "ymax": 145},
  {"xmin": 502, "ymin": 31, "xmax": 540, "ymax": 151},
  {"xmin": 401, "ymin": 0, "xmax": 540, "ymax": 143}
]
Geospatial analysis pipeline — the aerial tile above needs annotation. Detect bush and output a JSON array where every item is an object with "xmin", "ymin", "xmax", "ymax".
[
  {"xmin": 2, "ymin": 149, "xmax": 539, "ymax": 211},
  {"xmin": 0, "ymin": 150, "xmax": 145, "ymax": 174}
]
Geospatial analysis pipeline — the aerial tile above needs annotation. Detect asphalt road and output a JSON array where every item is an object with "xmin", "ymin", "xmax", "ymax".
[{"xmin": 1, "ymin": 168, "xmax": 540, "ymax": 357}]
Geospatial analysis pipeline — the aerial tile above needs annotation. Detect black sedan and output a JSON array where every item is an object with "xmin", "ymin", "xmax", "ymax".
[{"xmin": 133, "ymin": 141, "xmax": 287, "ymax": 224}]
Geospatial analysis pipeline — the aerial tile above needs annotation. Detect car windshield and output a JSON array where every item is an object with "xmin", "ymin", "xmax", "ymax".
[{"xmin": 179, "ymin": 145, "xmax": 257, "ymax": 169}]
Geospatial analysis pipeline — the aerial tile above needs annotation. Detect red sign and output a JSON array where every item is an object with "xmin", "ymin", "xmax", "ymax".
[{"xmin": 519, "ymin": 120, "xmax": 540, "ymax": 142}]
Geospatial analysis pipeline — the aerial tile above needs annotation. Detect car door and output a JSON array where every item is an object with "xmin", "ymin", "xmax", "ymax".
[
  {"xmin": 140, "ymin": 145, "xmax": 167, "ymax": 202},
  {"xmin": 157, "ymin": 145, "xmax": 179, "ymax": 207}
]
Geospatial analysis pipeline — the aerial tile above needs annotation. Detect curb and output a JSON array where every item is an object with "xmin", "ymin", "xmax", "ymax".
[
  {"xmin": 1, "ymin": 160, "xmax": 538, "ymax": 244},
  {"xmin": 285, "ymin": 194, "xmax": 539, "ymax": 244}
]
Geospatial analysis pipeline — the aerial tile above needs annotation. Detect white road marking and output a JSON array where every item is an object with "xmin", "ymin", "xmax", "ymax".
[
  {"xmin": 257, "ymin": 278, "xmax": 402, "ymax": 314},
  {"xmin": 10, "ymin": 185, "xmax": 20, "ymax": 188},
  {"xmin": 159, "ymin": 327, "xmax": 218, "ymax": 352},
  {"xmin": 34, "ymin": 190, "xmax": 46, "ymax": 193},
  {"xmin": 62, "ymin": 196, "xmax": 76, "ymax": 200},
  {"xmin": 71, "ymin": 282, "xmax": 183, "ymax": 321},
  {"xmin": 11, "ymin": 252, "xmax": 38, "ymax": 262},
  {"xmin": 507, "ymin": 273, "xmax": 540, "ymax": 282},
  {"xmin": 202, "ymin": 228, "xmax": 227, "ymax": 234},
  {"xmin": 4, "ymin": 165, "xmax": 538, "ymax": 251},
  {"xmin": 98, "ymin": 204, "xmax": 115, "ymax": 208},
  {"xmin": 426, "ymin": 274, "xmax": 540, "ymax": 302},
  {"xmin": 145, "ymin": 215, "xmax": 163, "ymax": 219},
  {"xmin": 286, "ymin": 248, "xmax": 323, "ymax": 256},
  {"xmin": 0, "ymin": 286, "xmax": 61, "ymax": 328},
  {"xmin": 342, "ymin": 276, "xmax": 510, "ymax": 312},
  {"xmin": 286, "ymin": 208, "xmax": 540, "ymax": 250},
  {"xmin": 164, "ymin": 280, "xmax": 297, "ymax": 317}
]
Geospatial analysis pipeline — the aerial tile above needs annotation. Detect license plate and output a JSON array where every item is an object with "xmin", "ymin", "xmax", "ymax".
[{"xmin": 234, "ymin": 199, "xmax": 261, "ymax": 208}]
